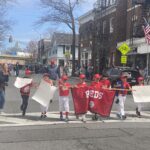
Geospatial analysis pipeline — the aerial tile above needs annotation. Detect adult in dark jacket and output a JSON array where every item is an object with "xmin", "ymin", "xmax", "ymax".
[
  {"xmin": 15, "ymin": 62, "xmax": 20, "ymax": 77},
  {"xmin": 48, "ymin": 60, "xmax": 60, "ymax": 85},
  {"xmin": 0, "ymin": 64, "xmax": 6, "ymax": 112}
]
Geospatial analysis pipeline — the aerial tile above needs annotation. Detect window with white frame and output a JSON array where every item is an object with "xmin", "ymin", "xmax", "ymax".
[{"xmin": 110, "ymin": 17, "xmax": 114, "ymax": 33}]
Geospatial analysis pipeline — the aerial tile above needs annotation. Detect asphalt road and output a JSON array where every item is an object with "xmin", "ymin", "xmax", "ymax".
[
  {"xmin": 0, "ymin": 123, "xmax": 150, "ymax": 150},
  {"xmin": 1, "ymin": 73, "xmax": 150, "ymax": 150}
]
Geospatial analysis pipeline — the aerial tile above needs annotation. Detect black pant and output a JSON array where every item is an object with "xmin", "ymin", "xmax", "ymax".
[{"xmin": 21, "ymin": 95, "xmax": 29, "ymax": 115}]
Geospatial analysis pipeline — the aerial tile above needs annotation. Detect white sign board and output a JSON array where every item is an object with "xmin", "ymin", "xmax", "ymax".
[
  {"xmin": 138, "ymin": 44, "xmax": 150, "ymax": 54},
  {"xmin": 132, "ymin": 86, "xmax": 150, "ymax": 103},
  {"xmin": 32, "ymin": 79, "xmax": 57, "ymax": 107},
  {"xmin": 14, "ymin": 77, "xmax": 32, "ymax": 88}
]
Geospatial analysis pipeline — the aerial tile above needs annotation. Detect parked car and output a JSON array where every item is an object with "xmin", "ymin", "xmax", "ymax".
[{"xmin": 103, "ymin": 67, "xmax": 141, "ymax": 87}]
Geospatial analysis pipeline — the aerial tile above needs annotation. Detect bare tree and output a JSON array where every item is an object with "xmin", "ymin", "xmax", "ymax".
[
  {"xmin": 26, "ymin": 40, "xmax": 38, "ymax": 53},
  {"xmin": 0, "ymin": 0, "xmax": 15, "ymax": 46},
  {"xmin": 38, "ymin": 0, "xmax": 81, "ymax": 76},
  {"xmin": 26, "ymin": 40, "xmax": 38, "ymax": 62}
]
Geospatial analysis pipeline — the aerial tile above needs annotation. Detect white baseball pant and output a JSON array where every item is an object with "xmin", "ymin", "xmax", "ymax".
[
  {"xmin": 137, "ymin": 103, "xmax": 142, "ymax": 112},
  {"xmin": 59, "ymin": 96, "xmax": 69, "ymax": 112},
  {"xmin": 117, "ymin": 95, "xmax": 126, "ymax": 116},
  {"xmin": 40, "ymin": 104, "xmax": 49, "ymax": 113}
]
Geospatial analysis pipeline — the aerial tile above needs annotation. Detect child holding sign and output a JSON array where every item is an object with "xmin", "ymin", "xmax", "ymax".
[
  {"xmin": 20, "ymin": 72, "xmax": 37, "ymax": 116},
  {"xmin": 40, "ymin": 73, "xmax": 53, "ymax": 118}
]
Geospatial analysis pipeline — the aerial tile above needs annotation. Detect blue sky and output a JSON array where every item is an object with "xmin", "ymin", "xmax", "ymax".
[{"xmin": 5, "ymin": 0, "xmax": 96, "ymax": 48}]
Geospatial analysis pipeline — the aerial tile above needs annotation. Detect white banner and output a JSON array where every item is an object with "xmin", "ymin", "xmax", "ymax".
[
  {"xmin": 32, "ymin": 79, "xmax": 57, "ymax": 107},
  {"xmin": 132, "ymin": 86, "xmax": 150, "ymax": 103},
  {"xmin": 14, "ymin": 77, "xmax": 32, "ymax": 88}
]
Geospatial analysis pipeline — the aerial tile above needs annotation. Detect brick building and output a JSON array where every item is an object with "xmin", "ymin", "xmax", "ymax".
[
  {"xmin": 79, "ymin": 0, "xmax": 150, "ymax": 73},
  {"xmin": 78, "ymin": 10, "xmax": 95, "ymax": 67}
]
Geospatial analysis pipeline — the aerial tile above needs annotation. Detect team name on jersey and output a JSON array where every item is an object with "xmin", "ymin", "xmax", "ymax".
[{"xmin": 85, "ymin": 90, "xmax": 103, "ymax": 100}]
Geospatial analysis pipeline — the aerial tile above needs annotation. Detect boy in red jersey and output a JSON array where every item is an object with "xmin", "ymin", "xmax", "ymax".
[
  {"xmin": 76, "ymin": 74, "xmax": 87, "ymax": 88},
  {"xmin": 75, "ymin": 74, "xmax": 87, "ymax": 122},
  {"xmin": 136, "ymin": 76, "xmax": 144, "ymax": 117},
  {"xmin": 59, "ymin": 75, "xmax": 71, "ymax": 122},
  {"xmin": 101, "ymin": 74, "xmax": 111, "ymax": 88},
  {"xmin": 116, "ymin": 75, "xmax": 131, "ymax": 120},
  {"xmin": 91, "ymin": 74, "xmax": 102, "ymax": 88}
]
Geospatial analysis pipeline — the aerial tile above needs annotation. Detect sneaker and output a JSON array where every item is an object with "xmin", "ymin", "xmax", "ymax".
[
  {"xmin": 122, "ymin": 115, "xmax": 127, "ymax": 120},
  {"xmin": 116, "ymin": 113, "xmax": 121, "ymax": 119},
  {"xmin": 136, "ymin": 108, "xmax": 141, "ymax": 117},
  {"xmin": 65, "ymin": 117, "xmax": 69, "ymax": 122},
  {"xmin": 60, "ymin": 116, "xmax": 64, "ymax": 121},
  {"xmin": 43, "ymin": 114, "xmax": 47, "ymax": 118},
  {"xmin": 92, "ymin": 115, "xmax": 98, "ymax": 121},
  {"xmin": 40, "ymin": 114, "xmax": 44, "ymax": 118},
  {"xmin": 22, "ymin": 111, "xmax": 26, "ymax": 116},
  {"xmin": 81, "ymin": 118, "xmax": 86, "ymax": 123}
]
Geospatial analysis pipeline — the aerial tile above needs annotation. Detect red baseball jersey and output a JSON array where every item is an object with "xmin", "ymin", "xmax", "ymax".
[
  {"xmin": 101, "ymin": 79, "xmax": 111, "ymax": 88},
  {"xmin": 76, "ymin": 82, "xmax": 87, "ymax": 88},
  {"xmin": 59, "ymin": 82, "xmax": 71, "ymax": 96},
  {"xmin": 90, "ymin": 81, "xmax": 102, "ymax": 89},
  {"xmin": 118, "ymin": 82, "xmax": 131, "ymax": 96}
]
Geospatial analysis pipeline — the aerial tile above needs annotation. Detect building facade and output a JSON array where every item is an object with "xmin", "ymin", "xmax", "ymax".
[
  {"xmin": 38, "ymin": 39, "xmax": 51, "ymax": 65},
  {"xmin": 78, "ymin": 10, "xmax": 95, "ymax": 67},
  {"xmin": 79, "ymin": 0, "xmax": 150, "ymax": 73},
  {"xmin": 48, "ymin": 33, "xmax": 79, "ymax": 67},
  {"xmin": 117, "ymin": 0, "xmax": 150, "ymax": 70}
]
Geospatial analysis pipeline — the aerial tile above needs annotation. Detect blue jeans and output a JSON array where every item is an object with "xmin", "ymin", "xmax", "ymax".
[{"xmin": 0, "ymin": 90, "xmax": 5, "ymax": 109}]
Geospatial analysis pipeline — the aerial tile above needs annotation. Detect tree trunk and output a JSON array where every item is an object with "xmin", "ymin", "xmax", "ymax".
[{"xmin": 72, "ymin": 27, "xmax": 76, "ymax": 76}]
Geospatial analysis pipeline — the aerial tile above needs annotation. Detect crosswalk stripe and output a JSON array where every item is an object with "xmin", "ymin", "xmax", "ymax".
[{"xmin": 0, "ymin": 111, "xmax": 150, "ymax": 127}]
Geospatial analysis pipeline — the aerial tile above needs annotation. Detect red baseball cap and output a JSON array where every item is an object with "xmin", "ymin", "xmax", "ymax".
[
  {"xmin": 61, "ymin": 75, "xmax": 68, "ymax": 81},
  {"xmin": 94, "ymin": 74, "xmax": 101, "ymax": 79},
  {"xmin": 120, "ymin": 75, "xmax": 128, "ymax": 79},
  {"xmin": 138, "ymin": 76, "xmax": 144, "ymax": 82},
  {"xmin": 79, "ymin": 74, "xmax": 85, "ymax": 79}
]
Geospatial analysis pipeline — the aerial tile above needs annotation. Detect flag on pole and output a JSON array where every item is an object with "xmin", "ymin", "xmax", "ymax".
[
  {"xmin": 88, "ymin": 86, "xmax": 116, "ymax": 117},
  {"xmin": 71, "ymin": 87, "xmax": 89, "ymax": 115},
  {"xmin": 143, "ymin": 17, "xmax": 150, "ymax": 44}
]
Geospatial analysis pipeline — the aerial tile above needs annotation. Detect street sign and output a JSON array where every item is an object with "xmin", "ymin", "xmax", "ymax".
[
  {"xmin": 118, "ymin": 43, "xmax": 131, "ymax": 55},
  {"xmin": 121, "ymin": 55, "xmax": 127, "ymax": 64}
]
